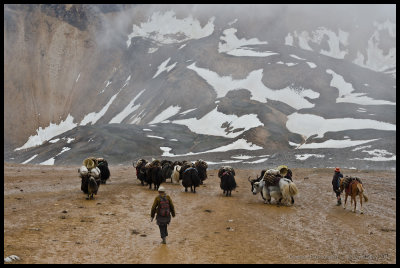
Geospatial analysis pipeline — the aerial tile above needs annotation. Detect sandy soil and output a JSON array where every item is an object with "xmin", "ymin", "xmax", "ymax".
[{"xmin": 4, "ymin": 163, "xmax": 396, "ymax": 264}]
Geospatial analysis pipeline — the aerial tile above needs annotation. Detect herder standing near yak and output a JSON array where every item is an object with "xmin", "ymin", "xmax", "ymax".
[
  {"xmin": 332, "ymin": 167, "xmax": 344, "ymax": 206},
  {"xmin": 150, "ymin": 186, "xmax": 175, "ymax": 244}
]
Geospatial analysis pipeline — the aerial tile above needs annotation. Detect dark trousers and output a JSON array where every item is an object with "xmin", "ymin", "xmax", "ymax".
[
  {"xmin": 158, "ymin": 223, "xmax": 168, "ymax": 238},
  {"xmin": 333, "ymin": 188, "xmax": 341, "ymax": 198}
]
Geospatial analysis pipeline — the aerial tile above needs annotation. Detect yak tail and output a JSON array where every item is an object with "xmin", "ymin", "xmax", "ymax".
[
  {"xmin": 280, "ymin": 182, "xmax": 289, "ymax": 198},
  {"xmin": 281, "ymin": 180, "xmax": 299, "ymax": 200},
  {"xmin": 288, "ymin": 182, "xmax": 299, "ymax": 196},
  {"xmin": 357, "ymin": 183, "xmax": 368, "ymax": 202}
]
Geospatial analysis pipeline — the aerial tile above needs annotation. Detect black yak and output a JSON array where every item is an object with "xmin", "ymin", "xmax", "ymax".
[
  {"xmin": 134, "ymin": 159, "xmax": 148, "ymax": 185},
  {"xmin": 147, "ymin": 159, "xmax": 163, "ymax": 190},
  {"xmin": 161, "ymin": 160, "xmax": 174, "ymax": 183},
  {"xmin": 194, "ymin": 159, "xmax": 208, "ymax": 184},
  {"xmin": 97, "ymin": 158, "xmax": 110, "ymax": 184},
  {"xmin": 87, "ymin": 176, "xmax": 99, "ymax": 199},
  {"xmin": 179, "ymin": 161, "xmax": 194, "ymax": 180},
  {"xmin": 79, "ymin": 165, "xmax": 101, "ymax": 199},
  {"xmin": 180, "ymin": 164, "xmax": 200, "ymax": 193},
  {"xmin": 81, "ymin": 175, "xmax": 89, "ymax": 194},
  {"xmin": 218, "ymin": 166, "xmax": 237, "ymax": 196}
]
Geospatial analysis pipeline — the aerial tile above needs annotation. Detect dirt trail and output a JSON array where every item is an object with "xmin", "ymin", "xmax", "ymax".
[{"xmin": 4, "ymin": 163, "xmax": 396, "ymax": 263}]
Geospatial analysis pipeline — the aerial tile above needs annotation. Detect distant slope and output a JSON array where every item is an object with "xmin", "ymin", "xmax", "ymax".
[{"xmin": 4, "ymin": 4, "xmax": 396, "ymax": 169}]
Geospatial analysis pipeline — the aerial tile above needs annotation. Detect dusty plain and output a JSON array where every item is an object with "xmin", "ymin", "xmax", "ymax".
[{"xmin": 4, "ymin": 163, "xmax": 396, "ymax": 264}]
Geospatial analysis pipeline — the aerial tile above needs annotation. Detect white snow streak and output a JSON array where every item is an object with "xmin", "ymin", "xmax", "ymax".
[
  {"xmin": 327, "ymin": 69, "xmax": 395, "ymax": 105},
  {"xmin": 218, "ymin": 28, "xmax": 277, "ymax": 57},
  {"xmin": 21, "ymin": 154, "xmax": 38, "ymax": 164},
  {"xmin": 173, "ymin": 106, "xmax": 263, "ymax": 138},
  {"xmin": 187, "ymin": 63, "xmax": 319, "ymax": 110},
  {"xmin": 287, "ymin": 112, "xmax": 395, "ymax": 140},
  {"xmin": 15, "ymin": 114, "xmax": 77, "ymax": 151},
  {"xmin": 153, "ymin": 58, "xmax": 177, "ymax": 78},
  {"xmin": 149, "ymin": 105, "xmax": 181, "ymax": 124},
  {"xmin": 109, "ymin": 89, "xmax": 146, "ymax": 124},
  {"xmin": 160, "ymin": 138, "xmax": 262, "ymax": 157},
  {"xmin": 126, "ymin": 10, "xmax": 215, "ymax": 48}
]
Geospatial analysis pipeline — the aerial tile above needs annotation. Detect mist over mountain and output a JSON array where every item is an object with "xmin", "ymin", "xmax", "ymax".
[{"xmin": 4, "ymin": 4, "xmax": 396, "ymax": 170}]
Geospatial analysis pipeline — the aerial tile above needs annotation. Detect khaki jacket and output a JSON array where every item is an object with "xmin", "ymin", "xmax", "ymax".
[{"xmin": 151, "ymin": 193, "xmax": 175, "ymax": 219}]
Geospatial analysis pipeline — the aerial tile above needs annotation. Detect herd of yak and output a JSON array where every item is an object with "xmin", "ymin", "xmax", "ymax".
[{"xmin": 78, "ymin": 157, "xmax": 298, "ymax": 206}]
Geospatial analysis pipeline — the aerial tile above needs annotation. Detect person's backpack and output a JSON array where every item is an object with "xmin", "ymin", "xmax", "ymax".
[{"xmin": 158, "ymin": 196, "xmax": 170, "ymax": 217}]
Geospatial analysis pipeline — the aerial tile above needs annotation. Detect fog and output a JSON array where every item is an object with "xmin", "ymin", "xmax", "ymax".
[{"xmin": 94, "ymin": 4, "xmax": 396, "ymax": 54}]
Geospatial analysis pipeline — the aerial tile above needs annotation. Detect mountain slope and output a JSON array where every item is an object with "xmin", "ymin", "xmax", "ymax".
[{"xmin": 4, "ymin": 4, "xmax": 396, "ymax": 169}]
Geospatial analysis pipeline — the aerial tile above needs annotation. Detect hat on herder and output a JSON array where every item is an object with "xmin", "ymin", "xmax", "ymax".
[
  {"xmin": 335, "ymin": 167, "xmax": 340, "ymax": 172},
  {"xmin": 157, "ymin": 186, "xmax": 166, "ymax": 192}
]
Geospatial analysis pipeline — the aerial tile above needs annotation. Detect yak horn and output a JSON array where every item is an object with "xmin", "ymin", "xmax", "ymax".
[{"xmin": 247, "ymin": 176, "xmax": 252, "ymax": 182}]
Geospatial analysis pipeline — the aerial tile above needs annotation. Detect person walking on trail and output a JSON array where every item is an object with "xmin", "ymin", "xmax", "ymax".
[
  {"xmin": 332, "ymin": 167, "xmax": 343, "ymax": 206},
  {"xmin": 151, "ymin": 186, "xmax": 175, "ymax": 244}
]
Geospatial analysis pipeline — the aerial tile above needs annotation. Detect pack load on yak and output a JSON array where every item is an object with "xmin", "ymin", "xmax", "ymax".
[
  {"xmin": 262, "ymin": 165, "xmax": 293, "ymax": 186},
  {"xmin": 218, "ymin": 166, "xmax": 235, "ymax": 178},
  {"xmin": 217, "ymin": 166, "xmax": 236, "ymax": 196},
  {"xmin": 83, "ymin": 156, "xmax": 98, "ymax": 169},
  {"xmin": 79, "ymin": 157, "xmax": 101, "ymax": 195}
]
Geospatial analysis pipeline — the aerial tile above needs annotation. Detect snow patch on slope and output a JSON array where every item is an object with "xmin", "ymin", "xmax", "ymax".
[
  {"xmin": 161, "ymin": 138, "xmax": 262, "ymax": 157},
  {"xmin": 286, "ymin": 112, "xmax": 396, "ymax": 140},
  {"xmin": 173, "ymin": 106, "xmax": 263, "ymax": 138},
  {"xmin": 153, "ymin": 58, "xmax": 177, "ymax": 78},
  {"xmin": 327, "ymin": 69, "xmax": 395, "ymax": 105},
  {"xmin": 15, "ymin": 114, "xmax": 77, "ymax": 151},
  {"xmin": 218, "ymin": 28, "xmax": 277, "ymax": 57},
  {"xmin": 109, "ymin": 89, "xmax": 146, "ymax": 124},
  {"xmin": 149, "ymin": 105, "xmax": 181, "ymax": 124},
  {"xmin": 187, "ymin": 63, "xmax": 319, "ymax": 110},
  {"xmin": 126, "ymin": 10, "xmax": 215, "ymax": 48}
]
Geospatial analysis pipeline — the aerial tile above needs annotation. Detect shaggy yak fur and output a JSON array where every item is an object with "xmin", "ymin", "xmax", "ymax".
[
  {"xmin": 249, "ymin": 169, "xmax": 298, "ymax": 205},
  {"xmin": 171, "ymin": 165, "xmax": 181, "ymax": 184},
  {"xmin": 161, "ymin": 160, "xmax": 174, "ymax": 183},
  {"xmin": 220, "ymin": 170, "xmax": 237, "ymax": 196},
  {"xmin": 79, "ymin": 166, "xmax": 101, "ymax": 195},
  {"xmin": 81, "ymin": 175, "xmax": 89, "ymax": 194},
  {"xmin": 97, "ymin": 158, "xmax": 110, "ymax": 184},
  {"xmin": 87, "ymin": 176, "xmax": 99, "ymax": 200},
  {"xmin": 181, "ymin": 164, "xmax": 200, "ymax": 193},
  {"xmin": 218, "ymin": 166, "xmax": 237, "ymax": 196},
  {"xmin": 134, "ymin": 159, "xmax": 148, "ymax": 186},
  {"xmin": 194, "ymin": 160, "xmax": 208, "ymax": 184},
  {"xmin": 146, "ymin": 160, "xmax": 163, "ymax": 190}
]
